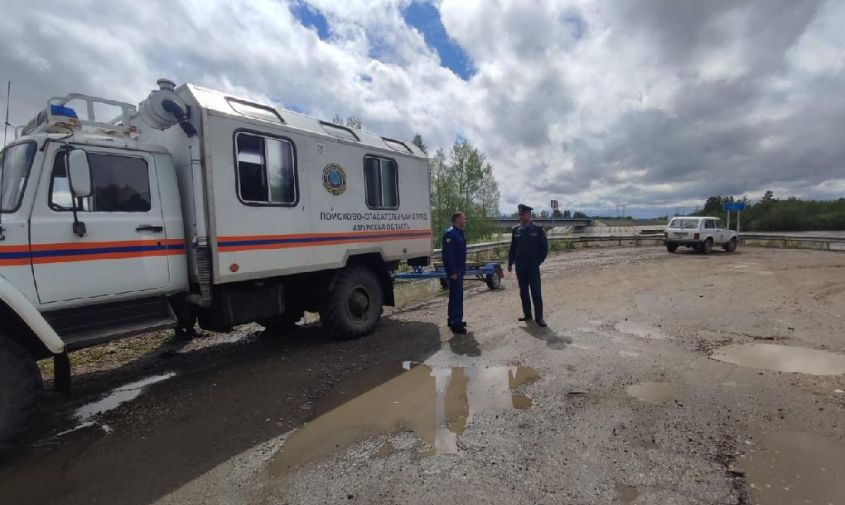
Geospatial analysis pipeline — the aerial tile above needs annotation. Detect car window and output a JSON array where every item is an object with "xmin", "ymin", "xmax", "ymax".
[
  {"xmin": 669, "ymin": 218, "xmax": 699, "ymax": 229},
  {"xmin": 704, "ymin": 220, "xmax": 715, "ymax": 229}
]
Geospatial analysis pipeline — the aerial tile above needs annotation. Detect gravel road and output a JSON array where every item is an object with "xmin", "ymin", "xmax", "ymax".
[{"xmin": 1, "ymin": 246, "xmax": 843, "ymax": 505}]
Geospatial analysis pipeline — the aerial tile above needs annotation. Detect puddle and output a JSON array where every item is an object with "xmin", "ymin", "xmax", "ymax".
[
  {"xmin": 626, "ymin": 382, "xmax": 680, "ymax": 403},
  {"xmin": 741, "ymin": 432, "xmax": 845, "ymax": 505},
  {"xmin": 617, "ymin": 484, "xmax": 640, "ymax": 504},
  {"xmin": 74, "ymin": 372, "xmax": 176, "ymax": 424},
  {"xmin": 267, "ymin": 364, "xmax": 538, "ymax": 476},
  {"xmin": 711, "ymin": 343, "xmax": 845, "ymax": 375},
  {"xmin": 615, "ymin": 321, "xmax": 666, "ymax": 340}
]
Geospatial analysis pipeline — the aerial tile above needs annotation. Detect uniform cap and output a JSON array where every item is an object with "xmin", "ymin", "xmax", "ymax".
[{"xmin": 517, "ymin": 203, "xmax": 533, "ymax": 213}]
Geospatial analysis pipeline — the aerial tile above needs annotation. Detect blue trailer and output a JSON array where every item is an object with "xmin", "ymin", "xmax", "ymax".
[{"xmin": 393, "ymin": 262, "xmax": 504, "ymax": 290}]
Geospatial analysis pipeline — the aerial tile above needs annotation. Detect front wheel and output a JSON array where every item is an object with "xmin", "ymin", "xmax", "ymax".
[
  {"xmin": 666, "ymin": 242, "xmax": 678, "ymax": 253},
  {"xmin": 320, "ymin": 266, "xmax": 384, "ymax": 340},
  {"xmin": 0, "ymin": 337, "xmax": 43, "ymax": 448}
]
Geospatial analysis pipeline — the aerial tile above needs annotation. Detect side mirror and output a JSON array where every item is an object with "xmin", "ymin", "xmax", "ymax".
[{"xmin": 68, "ymin": 150, "xmax": 92, "ymax": 198}]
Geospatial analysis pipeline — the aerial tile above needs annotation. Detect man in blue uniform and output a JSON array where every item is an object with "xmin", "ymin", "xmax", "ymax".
[
  {"xmin": 442, "ymin": 211, "xmax": 468, "ymax": 334},
  {"xmin": 507, "ymin": 204, "xmax": 548, "ymax": 327}
]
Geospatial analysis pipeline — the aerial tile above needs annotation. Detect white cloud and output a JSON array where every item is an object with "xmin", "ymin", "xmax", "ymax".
[{"xmin": 2, "ymin": 0, "xmax": 843, "ymax": 217}]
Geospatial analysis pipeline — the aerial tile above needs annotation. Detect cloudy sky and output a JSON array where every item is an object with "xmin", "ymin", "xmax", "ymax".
[{"xmin": 2, "ymin": 0, "xmax": 844, "ymax": 216}]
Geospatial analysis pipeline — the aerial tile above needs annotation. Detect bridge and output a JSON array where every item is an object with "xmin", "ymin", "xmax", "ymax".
[{"xmin": 488, "ymin": 217, "xmax": 593, "ymax": 230}]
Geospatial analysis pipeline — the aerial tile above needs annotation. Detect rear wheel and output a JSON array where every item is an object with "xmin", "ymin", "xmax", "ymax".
[
  {"xmin": 724, "ymin": 238, "xmax": 738, "ymax": 253},
  {"xmin": 320, "ymin": 266, "xmax": 384, "ymax": 340},
  {"xmin": 0, "ymin": 337, "xmax": 43, "ymax": 448},
  {"xmin": 702, "ymin": 238, "xmax": 713, "ymax": 254},
  {"xmin": 666, "ymin": 242, "xmax": 678, "ymax": 253}
]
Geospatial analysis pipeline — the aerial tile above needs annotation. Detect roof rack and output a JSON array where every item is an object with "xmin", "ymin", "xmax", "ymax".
[{"xmin": 21, "ymin": 93, "xmax": 137, "ymax": 137}]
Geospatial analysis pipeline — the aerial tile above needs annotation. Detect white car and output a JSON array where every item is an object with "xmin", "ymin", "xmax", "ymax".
[{"xmin": 664, "ymin": 217, "xmax": 738, "ymax": 254}]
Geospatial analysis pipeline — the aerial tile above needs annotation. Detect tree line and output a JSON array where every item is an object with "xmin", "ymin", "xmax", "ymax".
[{"xmin": 693, "ymin": 191, "xmax": 845, "ymax": 231}]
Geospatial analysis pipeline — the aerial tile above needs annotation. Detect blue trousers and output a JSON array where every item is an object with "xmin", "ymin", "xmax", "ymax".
[
  {"xmin": 515, "ymin": 263, "xmax": 543, "ymax": 320},
  {"xmin": 447, "ymin": 274, "xmax": 464, "ymax": 327}
]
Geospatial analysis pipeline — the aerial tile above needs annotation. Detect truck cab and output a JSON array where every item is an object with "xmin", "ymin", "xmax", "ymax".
[{"xmin": 0, "ymin": 81, "xmax": 432, "ymax": 445}]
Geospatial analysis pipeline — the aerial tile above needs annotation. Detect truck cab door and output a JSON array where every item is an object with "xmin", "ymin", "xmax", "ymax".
[{"xmin": 29, "ymin": 144, "xmax": 174, "ymax": 305}]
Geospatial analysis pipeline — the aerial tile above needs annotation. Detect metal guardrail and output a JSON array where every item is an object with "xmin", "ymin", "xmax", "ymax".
[
  {"xmin": 738, "ymin": 233, "xmax": 845, "ymax": 252},
  {"xmin": 431, "ymin": 232, "xmax": 845, "ymax": 258}
]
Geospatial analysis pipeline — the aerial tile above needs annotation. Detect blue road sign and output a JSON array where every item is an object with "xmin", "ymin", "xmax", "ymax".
[{"xmin": 723, "ymin": 202, "xmax": 746, "ymax": 211}]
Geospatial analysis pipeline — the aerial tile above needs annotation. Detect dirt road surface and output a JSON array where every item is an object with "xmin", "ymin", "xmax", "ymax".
[{"xmin": 1, "ymin": 247, "xmax": 844, "ymax": 505}]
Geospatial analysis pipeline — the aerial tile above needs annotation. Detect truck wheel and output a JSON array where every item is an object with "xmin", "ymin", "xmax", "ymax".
[
  {"xmin": 0, "ymin": 338, "xmax": 43, "ymax": 448},
  {"xmin": 702, "ymin": 238, "xmax": 713, "ymax": 254},
  {"xmin": 724, "ymin": 238, "xmax": 738, "ymax": 253},
  {"xmin": 320, "ymin": 266, "xmax": 383, "ymax": 340},
  {"xmin": 666, "ymin": 242, "xmax": 678, "ymax": 253},
  {"xmin": 485, "ymin": 273, "xmax": 501, "ymax": 290}
]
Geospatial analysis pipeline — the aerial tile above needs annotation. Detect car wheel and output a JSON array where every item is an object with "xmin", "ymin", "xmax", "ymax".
[
  {"xmin": 666, "ymin": 242, "xmax": 678, "ymax": 253},
  {"xmin": 702, "ymin": 238, "xmax": 713, "ymax": 254},
  {"xmin": 725, "ymin": 237, "xmax": 737, "ymax": 253}
]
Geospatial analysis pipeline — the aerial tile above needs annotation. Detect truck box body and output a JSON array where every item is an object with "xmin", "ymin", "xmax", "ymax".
[{"xmin": 141, "ymin": 84, "xmax": 431, "ymax": 290}]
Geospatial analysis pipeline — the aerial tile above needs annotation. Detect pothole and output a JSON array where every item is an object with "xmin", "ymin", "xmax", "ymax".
[
  {"xmin": 267, "ymin": 363, "xmax": 538, "ymax": 476},
  {"xmin": 740, "ymin": 432, "xmax": 845, "ymax": 505},
  {"xmin": 626, "ymin": 382, "xmax": 681, "ymax": 403},
  {"xmin": 711, "ymin": 343, "xmax": 845, "ymax": 375},
  {"xmin": 615, "ymin": 321, "xmax": 667, "ymax": 340}
]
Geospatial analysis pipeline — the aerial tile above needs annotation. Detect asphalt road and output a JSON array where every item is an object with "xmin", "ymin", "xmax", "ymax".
[{"xmin": 1, "ymin": 246, "xmax": 844, "ymax": 505}]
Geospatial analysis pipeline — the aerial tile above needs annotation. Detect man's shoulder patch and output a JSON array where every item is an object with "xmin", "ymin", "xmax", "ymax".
[{"xmin": 445, "ymin": 237, "xmax": 452, "ymax": 243}]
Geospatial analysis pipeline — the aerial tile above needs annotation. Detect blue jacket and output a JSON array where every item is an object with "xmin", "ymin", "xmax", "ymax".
[
  {"xmin": 442, "ymin": 226, "xmax": 467, "ymax": 275},
  {"xmin": 508, "ymin": 222, "xmax": 548, "ymax": 267}
]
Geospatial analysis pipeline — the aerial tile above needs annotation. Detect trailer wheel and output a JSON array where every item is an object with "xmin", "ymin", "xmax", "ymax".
[
  {"xmin": 485, "ymin": 273, "xmax": 501, "ymax": 290},
  {"xmin": 320, "ymin": 266, "xmax": 383, "ymax": 340},
  {"xmin": 723, "ymin": 237, "xmax": 738, "ymax": 253},
  {"xmin": 0, "ymin": 337, "xmax": 43, "ymax": 448}
]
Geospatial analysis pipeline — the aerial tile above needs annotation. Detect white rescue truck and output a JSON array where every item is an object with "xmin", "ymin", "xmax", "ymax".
[{"xmin": 0, "ymin": 79, "xmax": 431, "ymax": 443}]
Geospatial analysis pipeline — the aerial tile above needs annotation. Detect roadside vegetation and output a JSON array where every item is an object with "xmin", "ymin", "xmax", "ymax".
[
  {"xmin": 413, "ymin": 135, "xmax": 501, "ymax": 247},
  {"xmin": 692, "ymin": 192, "xmax": 845, "ymax": 231}
]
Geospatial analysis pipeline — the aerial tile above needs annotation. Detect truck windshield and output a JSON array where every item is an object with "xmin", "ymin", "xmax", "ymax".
[{"xmin": 0, "ymin": 142, "xmax": 36, "ymax": 212}]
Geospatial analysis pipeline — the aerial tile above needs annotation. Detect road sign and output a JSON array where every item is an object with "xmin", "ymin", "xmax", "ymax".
[{"xmin": 723, "ymin": 202, "xmax": 746, "ymax": 211}]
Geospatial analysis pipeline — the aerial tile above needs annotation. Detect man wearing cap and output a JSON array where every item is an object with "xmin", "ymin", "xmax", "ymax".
[
  {"xmin": 442, "ymin": 211, "xmax": 468, "ymax": 334},
  {"xmin": 508, "ymin": 204, "xmax": 549, "ymax": 326}
]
